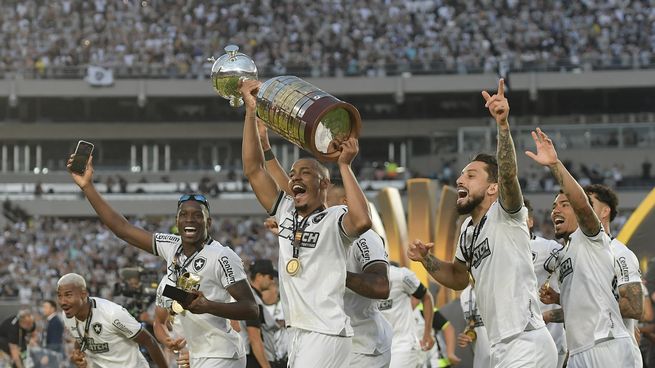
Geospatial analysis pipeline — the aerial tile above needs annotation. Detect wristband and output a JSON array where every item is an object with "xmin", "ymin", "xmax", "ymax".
[{"xmin": 263, "ymin": 149, "xmax": 275, "ymax": 161}]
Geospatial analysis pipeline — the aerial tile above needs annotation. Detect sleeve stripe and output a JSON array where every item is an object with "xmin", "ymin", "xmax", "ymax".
[
  {"xmin": 338, "ymin": 211, "xmax": 353, "ymax": 239},
  {"xmin": 362, "ymin": 259, "xmax": 389, "ymax": 270},
  {"xmin": 268, "ymin": 191, "xmax": 285, "ymax": 216},
  {"xmin": 151, "ymin": 235, "xmax": 159, "ymax": 256},
  {"xmin": 128, "ymin": 326, "xmax": 142, "ymax": 340},
  {"xmin": 499, "ymin": 200, "xmax": 523, "ymax": 215}
]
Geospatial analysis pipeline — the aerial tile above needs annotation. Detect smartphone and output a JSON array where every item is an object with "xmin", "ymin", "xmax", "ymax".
[
  {"xmin": 70, "ymin": 140, "xmax": 94, "ymax": 175},
  {"xmin": 162, "ymin": 284, "xmax": 196, "ymax": 305}
]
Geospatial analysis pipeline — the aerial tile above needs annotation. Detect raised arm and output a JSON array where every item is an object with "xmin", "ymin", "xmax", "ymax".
[
  {"xmin": 482, "ymin": 78, "xmax": 523, "ymax": 212},
  {"xmin": 239, "ymin": 80, "xmax": 282, "ymax": 213},
  {"xmin": 184, "ymin": 279, "xmax": 258, "ymax": 320},
  {"xmin": 338, "ymin": 138, "xmax": 372, "ymax": 238},
  {"xmin": 346, "ymin": 262, "xmax": 390, "ymax": 299},
  {"xmin": 67, "ymin": 155, "xmax": 153, "ymax": 253},
  {"xmin": 407, "ymin": 240, "xmax": 469, "ymax": 290},
  {"xmin": 258, "ymin": 118, "xmax": 292, "ymax": 196},
  {"xmin": 525, "ymin": 128, "xmax": 601, "ymax": 236}
]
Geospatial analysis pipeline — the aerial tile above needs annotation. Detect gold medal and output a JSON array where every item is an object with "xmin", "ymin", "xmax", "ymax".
[
  {"xmin": 464, "ymin": 319, "xmax": 477, "ymax": 341},
  {"xmin": 171, "ymin": 301, "xmax": 185, "ymax": 314},
  {"xmin": 286, "ymin": 258, "xmax": 301, "ymax": 276}
]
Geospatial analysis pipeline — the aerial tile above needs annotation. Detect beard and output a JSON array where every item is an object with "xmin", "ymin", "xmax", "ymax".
[{"xmin": 456, "ymin": 192, "xmax": 485, "ymax": 215}]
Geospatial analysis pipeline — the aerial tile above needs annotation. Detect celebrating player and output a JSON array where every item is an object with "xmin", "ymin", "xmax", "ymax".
[
  {"xmin": 68, "ymin": 155, "xmax": 258, "ymax": 368},
  {"xmin": 239, "ymin": 80, "xmax": 372, "ymax": 367},
  {"xmin": 527, "ymin": 128, "xmax": 639, "ymax": 367},
  {"xmin": 408, "ymin": 79, "xmax": 557, "ymax": 367},
  {"xmin": 57, "ymin": 273, "xmax": 167, "ymax": 368}
]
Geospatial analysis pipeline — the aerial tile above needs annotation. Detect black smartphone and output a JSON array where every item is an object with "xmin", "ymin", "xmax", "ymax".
[
  {"xmin": 162, "ymin": 284, "xmax": 195, "ymax": 305},
  {"xmin": 70, "ymin": 140, "xmax": 94, "ymax": 175}
]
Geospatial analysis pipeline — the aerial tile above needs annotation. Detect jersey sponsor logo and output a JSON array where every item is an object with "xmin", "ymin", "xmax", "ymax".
[
  {"xmin": 112, "ymin": 319, "xmax": 134, "ymax": 336},
  {"xmin": 558, "ymin": 258, "xmax": 573, "ymax": 284},
  {"xmin": 357, "ymin": 238, "xmax": 370, "ymax": 262},
  {"xmin": 193, "ymin": 257, "xmax": 207, "ymax": 272},
  {"xmin": 616, "ymin": 256, "xmax": 630, "ymax": 282},
  {"xmin": 155, "ymin": 234, "xmax": 179, "ymax": 243},
  {"xmin": 312, "ymin": 212, "xmax": 327, "ymax": 224},
  {"xmin": 378, "ymin": 299, "xmax": 393, "ymax": 310},
  {"xmin": 299, "ymin": 231, "xmax": 319, "ymax": 248},
  {"xmin": 80, "ymin": 338, "xmax": 109, "ymax": 353},
  {"xmin": 92, "ymin": 323, "xmax": 102, "ymax": 335},
  {"xmin": 402, "ymin": 275, "xmax": 418, "ymax": 290},
  {"xmin": 471, "ymin": 238, "xmax": 491, "ymax": 268},
  {"xmin": 221, "ymin": 256, "xmax": 236, "ymax": 284}
]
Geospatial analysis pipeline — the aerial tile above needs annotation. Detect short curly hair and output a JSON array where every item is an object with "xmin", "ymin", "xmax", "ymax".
[{"xmin": 584, "ymin": 184, "xmax": 618, "ymax": 222}]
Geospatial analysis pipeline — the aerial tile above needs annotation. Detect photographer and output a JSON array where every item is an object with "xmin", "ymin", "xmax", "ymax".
[{"xmin": 114, "ymin": 267, "xmax": 157, "ymax": 325}]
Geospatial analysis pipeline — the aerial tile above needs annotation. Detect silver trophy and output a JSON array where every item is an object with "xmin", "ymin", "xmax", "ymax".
[
  {"xmin": 210, "ymin": 45, "xmax": 361, "ymax": 162},
  {"xmin": 209, "ymin": 45, "xmax": 258, "ymax": 107}
]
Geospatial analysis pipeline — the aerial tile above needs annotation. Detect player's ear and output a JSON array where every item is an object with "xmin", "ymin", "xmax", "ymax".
[{"xmin": 487, "ymin": 183, "xmax": 498, "ymax": 196}]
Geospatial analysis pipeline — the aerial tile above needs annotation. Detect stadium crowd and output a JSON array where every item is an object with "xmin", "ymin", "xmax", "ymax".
[{"xmin": 1, "ymin": 0, "xmax": 654, "ymax": 78}]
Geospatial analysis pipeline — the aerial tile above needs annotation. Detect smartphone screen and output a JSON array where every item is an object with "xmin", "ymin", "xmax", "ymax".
[{"xmin": 70, "ymin": 140, "xmax": 94, "ymax": 174}]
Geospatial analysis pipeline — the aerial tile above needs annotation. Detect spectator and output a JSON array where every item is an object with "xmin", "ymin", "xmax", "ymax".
[
  {"xmin": 0, "ymin": 310, "xmax": 36, "ymax": 368},
  {"xmin": 40, "ymin": 300, "xmax": 64, "ymax": 354}
]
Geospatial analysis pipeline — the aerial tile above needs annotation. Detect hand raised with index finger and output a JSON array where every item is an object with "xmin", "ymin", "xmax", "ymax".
[{"xmin": 481, "ymin": 79, "xmax": 509, "ymax": 127}]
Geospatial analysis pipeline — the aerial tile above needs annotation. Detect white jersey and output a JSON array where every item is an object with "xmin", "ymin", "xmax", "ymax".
[
  {"xmin": 379, "ymin": 266, "xmax": 421, "ymax": 349},
  {"xmin": 344, "ymin": 230, "xmax": 393, "ymax": 355},
  {"xmin": 63, "ymin": 297, "xmax": 148, "ymax": 368},
  {"xmin": 262, "ymin": 301, "xmax": 288, "ymax": 360},
  {"xmin": 460, "ymin": 285, "xmax": 490, "ymax": 368},
  {"xmin": 271, "ymin": 193, "xmax": 353, "ymax": 336},
  {"xmin": 153, "ymin": 233, "xmax": 247, "ymax": 359},
  {"xmin": 454, "ymin": 201, "xmax": 544, "ymax": 345},
  {"xmin": 612, "ymin": 237, "xmax": 642, "ymax": 364},
  {"xmin": 531, "ymin": 236, "xmax": 567, "ymax": 356},
  {"xmin": 557, "ymin": 228, "xmax": 630, "ymax": 355}
]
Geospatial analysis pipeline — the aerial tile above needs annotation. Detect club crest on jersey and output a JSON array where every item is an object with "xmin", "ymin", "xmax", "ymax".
[
  {"xmin": 558, "ymin": 258, "xmax": 573, "ymax": 283},
  {"xmin": 312, "ymin": 212, "xmax": 326, "ymax": 224},
  {"xmin": 193, "ymin": 257, "xmax": 207, "ymax": 272},
  {"xmin": 92, "ymin": 323, "xmax": 102, "ymax": 335},
  {"xmin": 471, "ymin": 238, "xmax": 491, "ymax": 268}
]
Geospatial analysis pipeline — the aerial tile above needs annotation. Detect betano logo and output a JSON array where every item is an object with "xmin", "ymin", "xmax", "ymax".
[{"xmin": 373, "ymin": 179, "xmax": 460, "ymax": 306}]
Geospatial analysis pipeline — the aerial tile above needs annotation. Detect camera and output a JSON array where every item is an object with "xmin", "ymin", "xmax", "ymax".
[{"xmin": 113, "ymin": 266, "xmax": 159, "ymax": 320}]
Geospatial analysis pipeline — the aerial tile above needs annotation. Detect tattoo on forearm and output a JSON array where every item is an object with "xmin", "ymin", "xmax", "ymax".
[
  {"xmin": 619, "ymin": 283, "xmax": 644, "ymax": 319},
  {"xmin": 497, "ymin": 127, "xmax": 521, "ymax": 206},
  {"xmin": 549, "ymin": 308, "xmax": 565, "ymax": 323},
  {"xmin": 423, "ymin": 254, "xmax": 441, "ymax": 274},
  {"xmin": 550, "ymin": 163, "xmax": 565, "ymax": 187}
]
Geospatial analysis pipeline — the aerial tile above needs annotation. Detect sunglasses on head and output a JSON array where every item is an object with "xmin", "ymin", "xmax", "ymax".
[{"xmin": 178, "ymin": 193, "xmax": 210, "ymax": 209}]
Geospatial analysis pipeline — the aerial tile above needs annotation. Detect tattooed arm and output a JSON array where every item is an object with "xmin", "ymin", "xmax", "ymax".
[
  {"xmin": 407, "ymin": 240, "xmax": 469, "ymax": 290},
  {"xmin": 543, "ymin": 308, "xmax": 565, "ymax": 323},
  {"xmin": 482, "ymin": 79, "xmax": 523, "ymax": 212},
  {"xmin": 525, "ymin": 128, "xmax": 601, "ymax": 236},
  {"xmin": 619, "ymin": 282, "xmax": 644, "ymax": 320}
]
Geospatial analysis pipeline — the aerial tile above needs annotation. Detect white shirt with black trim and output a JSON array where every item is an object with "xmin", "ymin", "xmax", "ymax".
[
  {"xmin": 558, "ymin": 228, "xmax": 630, "ymax": 355},
  {"xmin": 344, "ymin": 230, "xmax": 393, "ymax": 355},
  {"xmin": 63, "ymin": 297, "xmax": 148, "ymax": 368},
  {"xmin": 379, "ymin": 265, "xmax": 422, "ymax": 350},
  {"xmin": 270, "ymin": 192, "xmax": 354, "ymax": 336},
  {"xmin": 460, "ymin": 285, "xmax": 490, "ymax": 368},
  {"xmin": 531, "ymin": 236, "xmax": 567, "ymax": 355},
  {"xmin": 612, "ymin": 238, "xmax": 642, "ymax": 349},
  {"xmin": 152, "ymin": 233, "xmax": 247, "ymax": 358},
  {"xmin": 454, "ymin": 201, "xmax": 544, "ymax": 345}
]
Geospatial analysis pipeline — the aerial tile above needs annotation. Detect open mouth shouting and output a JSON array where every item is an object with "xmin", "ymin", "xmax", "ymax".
[
  {"xmin": 292, "ymin": 183, "xmax": 307, "ymax": 202},
  {"xmin": 456, "ymin": 187, "xmax": 469, "ymax": 204}
]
